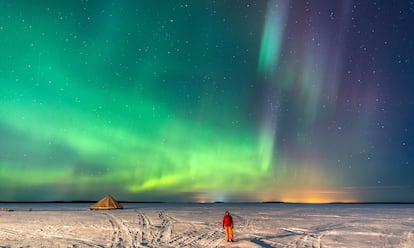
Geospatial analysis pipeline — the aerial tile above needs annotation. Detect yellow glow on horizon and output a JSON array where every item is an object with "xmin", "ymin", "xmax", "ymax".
[{"xmin": 259, "ymin": 189, "xmax": 359, "ymax": 204}]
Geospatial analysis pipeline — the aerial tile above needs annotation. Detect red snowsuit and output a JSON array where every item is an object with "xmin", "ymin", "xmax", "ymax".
[{"xmin": 222, "ymin": 212, "xmax": 234, "ymax": 242}]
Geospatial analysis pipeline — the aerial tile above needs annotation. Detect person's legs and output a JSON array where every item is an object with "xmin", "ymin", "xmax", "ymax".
[
  {"xmin": 228, "ymin": 226, "xmax": 234, "ymax": 241},
  {"xmin": 224, "ymin": 226, "xmax": 230, "ymax": 241}
]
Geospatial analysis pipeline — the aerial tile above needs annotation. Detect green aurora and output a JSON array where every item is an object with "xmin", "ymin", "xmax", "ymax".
[{"xmin": 1, "ymin": 1, "xmax": 414, "ymax": 203}]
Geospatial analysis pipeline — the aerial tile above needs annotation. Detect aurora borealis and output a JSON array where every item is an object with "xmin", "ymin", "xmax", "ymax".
[{"xmin": 1, "ymin": 1, "xmax": 414, "ymax": 203}]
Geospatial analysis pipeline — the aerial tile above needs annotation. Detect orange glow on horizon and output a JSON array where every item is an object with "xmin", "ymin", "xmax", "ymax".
[{"xmin": 259, "ymin": 189, "xmax": 359, "ymax": 204}]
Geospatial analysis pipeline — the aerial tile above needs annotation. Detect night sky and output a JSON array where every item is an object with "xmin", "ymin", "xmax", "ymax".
[{"xmin": 1, "ymin": 0, "xmax": 414, "ymax": 203}]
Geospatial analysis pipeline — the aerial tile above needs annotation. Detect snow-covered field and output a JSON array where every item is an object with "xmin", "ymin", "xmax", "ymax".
[{"xmin": 1, "ymin": 203, "xmax": 414, "ymax": 247}]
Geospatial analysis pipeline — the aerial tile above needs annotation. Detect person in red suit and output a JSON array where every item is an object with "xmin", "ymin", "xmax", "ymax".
[{"xmin": 222, "ymin": 210, "xmax": 234, "ymax": 242}]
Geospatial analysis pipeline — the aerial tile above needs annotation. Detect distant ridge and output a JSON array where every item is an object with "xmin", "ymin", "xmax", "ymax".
[
  {"xmin": 0, "ymin": 201, "xmax": 94, "ymax": 203},
  {"xmin": 328, "ymin": 202, "xmax": 414, "ymax": 204},
  {"xmin": 0, "ymin": 201, "xmax": 165, "ymax": 204}
]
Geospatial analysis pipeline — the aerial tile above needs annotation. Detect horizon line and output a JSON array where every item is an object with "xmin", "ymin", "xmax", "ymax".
[{"xmin": 1, "ymin": 201, "xmax": 414, "ymax": 204}]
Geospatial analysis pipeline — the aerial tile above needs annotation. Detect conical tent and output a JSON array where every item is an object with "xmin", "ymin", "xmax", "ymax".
[{"xmin": 90, "ymin": 195, "xmax": 123, "ymax": 210}]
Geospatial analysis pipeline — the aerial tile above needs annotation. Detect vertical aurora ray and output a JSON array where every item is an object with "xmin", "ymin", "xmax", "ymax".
[
  {"xmin": 255, "ymin": 0, "xmax": 290, "ymax": 179},
  {"xmin": 258, "ymin": 0, "xmax": 289, "ymax": 77}
]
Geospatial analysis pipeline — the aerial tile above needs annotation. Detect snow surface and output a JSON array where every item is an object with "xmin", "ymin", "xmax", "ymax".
[{"xmin": 0, "ymin": 203, "xmax": 414, "ymax": 247}]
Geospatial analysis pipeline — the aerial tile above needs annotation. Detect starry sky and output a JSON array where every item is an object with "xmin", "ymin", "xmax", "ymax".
[{"xmin": 1, "ymin": 0, "xmax": 414, "ymax": 203}]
